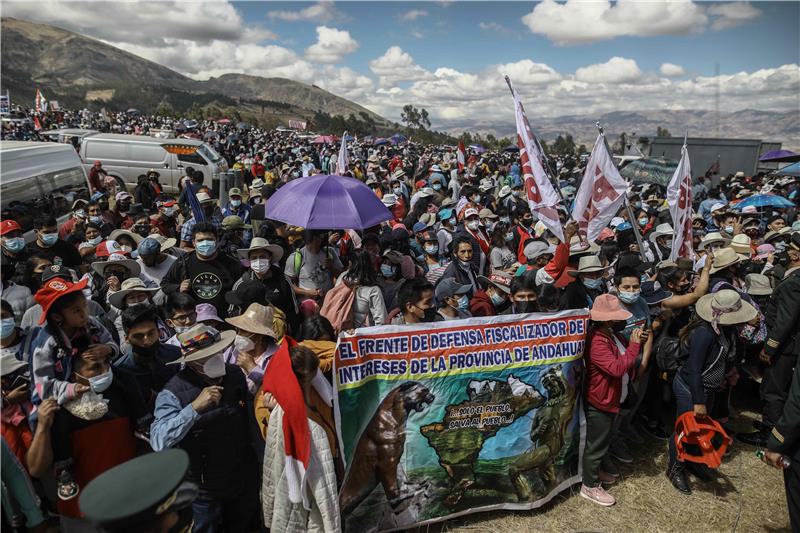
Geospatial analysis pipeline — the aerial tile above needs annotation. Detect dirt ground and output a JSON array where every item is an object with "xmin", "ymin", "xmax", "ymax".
[{"xmin": 423, "ymin": 407, "xmax": 791, "ymax": 533}]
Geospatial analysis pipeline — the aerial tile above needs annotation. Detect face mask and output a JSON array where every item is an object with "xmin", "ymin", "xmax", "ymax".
[
  {"xmin": 632, "ymin": 202, "xmax": 642, "ymax": 209},
  {"xmin": 393, "ymin": 187, "xmax": 402, "ymax": 195},
  {"xmin": 3, "ymin": 237, "xmax": 25, "ymax": 253},
  {"xmin": 424, "ymin": 244, "xmax": 439, "ymax": 255},
  {"xmin": 84, "ymin": 368, "xmax": 113, "ymax": 393},
  {"xmin": 200, "ymin": 353, "xmax": 226, "ymax": 379},
  {"xmin": 611, "ymin": 321, "xmax": 627, "ymax": 332},
  {"xmin": 466, "ymin": 220, "xmax": 480, "ymax": 231},
  {"xmin": 515, "ymin": 301, "xmax": 537, "ymax": 314},
  {"xmin": 512, "ymin": 190, "xmax": 520, "ymax": 198},
  {"xmin": 40, "ymin": 232, "xmax": 58, "ymax": 247},
  {"xmin": 618, "ymin": 290, "xmax": 641, "ymax": 304},
  {"xmin": 521, "ymin": 219, "xmax": 532, "ymax": 229},
  {"xmin": 234, "ymin": 334, "xmax": 255, "ymax": 353},
  {"xmin": 448, "ymin": 217, "xmax": 456, "ymax": 226},
  {"xmin": 171, "ymin": 324, "xmax": 191, "ymax": 335},
  {"xmin": 422, "ymin": 307, "xmax": 438, "ymax": 323},
  {"xmin": 504, "ymin": 232, "xmax": 515, "ymax": 243},
  {"xmin": 485, "ymin": 221, "xmax": 496, "ymax": 233},
  {"xmin": 250, "ymin": 258, "xmax": 270, "ymax": 274},
  {"xmin": 380, "ymin": 264, "xmax": 397, "ymax": 278},
  {"xmin": 251, "ymin": 197, "xmax": 263, "ymax": 205},
  {"xmin": 471, "ymin": 195, "xmax": 481, "ymax": 203},
  {"xmin": 454, "ymin": 294, "xmax": 470, "ymax": 311},
  {"xmin": 87, "ymin": 236, "xmax": 103, "ymax": 246},
  {"xmin": 490, "ymin": 291, "xmax": 506, "ymax": 306},
  {"xmin": 1, "ymin": 318, "xmax": 15, "ymax": 339},
  {"xmin": 89, "ymin": 216, "xmax": 103, "ymax": 225},
  {"xmin": 582, "ymin": 277, "xmax": 604, "ymax": 290},
  {"xmin": 433, "ymin": 184, "xmax": 442, "ymax": 191},
  {"xmin": 132, "ymin": 343, "xmax": 159, "ymax": 359},
  {"xmin": 292, "ymin": 171, "xmax": 300, "ymax": 178},
  {"xmin": 230, "ymin": 199, "xmax": 242, "ymax": 208},
  {"xmin": 195, "ymin": 239, "xmax": 217, "ymax": 257},
  {"xmin": 638, "ymin": 217, "xmax": 648, "ymax": 226},
  {"xmin": 74, "ymin": 210, "xmax": 86, "ymax": 219},
  {"xmin": 724, "ymin": 225, "xmax": 735, "ymax": 235},
  {"xmin": 134, "ymin": 225, "xmax": 150, "ymax": 237},
  {"xmin": 162, "ymin": 207, "xmax": 177, "ymax": 218}
]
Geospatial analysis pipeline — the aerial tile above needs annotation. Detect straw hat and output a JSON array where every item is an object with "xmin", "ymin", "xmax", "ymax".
[
  {"xmin": 91, "ymin": 258, "xmax": 141, "ymax": 278},
  {"xmin": 709, "ymin": 247, "xmax": 741, "ymax": 274},
  {"xmin": 1, "ymin": 351, "xmax": 28, "ymax": 376},
  {"xmin": 590, "ymin": 294, "xmax": 633, "ymax": 322},
  {"xmin": 649, "ymin": 223, "xmax": 674, "ymax": 241},
  {"xmin": 170, "ymin": 324, "xmax": 235, "ymax": 364},
  {"xmin": 744, "ymin": 273, "xmax": 773, "ymax": 296},
  {"xmin": 569, "ymin": 236, "xmax": 600, "ymax": 257},
  {"xmin": 729, "ymin": 234, "xmax": 752, "ymax": 256},
  {"xmin": 696, "ymin": 289, "xmax": 757, "ymax": 332},
  {"xmin": 225, "ymin": 303, "xmax": 278, "ymax": 339},
  {"xmin": 568, "ymin": 256, "xmax": 609, "ymax": 277},
  {"xmin": 698, "ymin": 232, "xmax": 730, "ymax": 251},
  {"xmin": 236, "ymin": 237, "xmax": 284, "ymax": 263},
  {"xmin": 381, "ymin": 194, "xmax": 398, "ymax": 207},
  {"xmin": 109, "ymin": 229, "xmax": 144, "ymax": 245},
  {"xmin": 108, "ymin": 278, "xmax": 159, "ymax": 310},
  {"xmin": 499, "ymin": 185, "xmax": 512, "ymax": 198},
  {"xmin": 523, "ymin": 240, "xmax": 556, "ymax": 260}
]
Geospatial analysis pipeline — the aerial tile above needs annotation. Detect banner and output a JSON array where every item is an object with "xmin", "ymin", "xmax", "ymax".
[
  {"xmin": 0, "ymin": 91, "xmax": 9, "ymax": 114},
  {"xmin": 334, "ymin": 310, "xmax": 588, "ymax": 532},
  {"xmin": 667, "ymin": 136, "xmax": 695, "ymax": 261},
  {"xmin": 288, "ymin": 119, "xmax": 307, "ymax": 130}
]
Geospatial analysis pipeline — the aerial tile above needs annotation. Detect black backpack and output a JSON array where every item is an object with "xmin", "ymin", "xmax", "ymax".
[{"xmin": 655, "ymin": 335, "xmax": 687, "ymax": 380}]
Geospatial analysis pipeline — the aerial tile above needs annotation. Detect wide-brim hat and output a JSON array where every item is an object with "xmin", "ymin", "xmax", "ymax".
[
  {"xmin": 729, "ymin": 234, "xmax": 752, "ymax": 255},
  {"xmin": 109, "ymin": 229, "xmax": 144, "ymax": 245},
  {"xmin": 477, "ymin": 271, "xmax": 512, "ymax": 294},
  {"xmin": 236, "ymin": 237, "xmax": 284, "ymax": 263},
  {"xmin": 1, "ymin": 351, "xmax": 28, "ymax": 376},
  {"xmin": 381, "ymin": 193, "xmax": 398, "ymax": 207},
  {"xmin": 698, "ymin": 232, "xmax": 731, "ymax": 251},
  {"xmin": 696, "ymin": 289, "xmax": 757, "ymax": 327},
  {"xmin": 108, "ymin": 278, "xmax": 159, "ymax": 309},
  {"xmin": 590, "ymin": 294, "xmax": 633, "ymax": 322},
  {"xmin": 709, "ymin": 247, "xmax": 740, "ymax": 274},
  {"xmin": 569, "ymin": 256, "xmax": 609, "ymax": 277},
  {"xmin": 92, "ymin": 259, "xmax": 142, "ymax": 278},
  {"xmin": 499, "ymin": 185, "xmax": 512, "ymax": 198},
  {"xmin": 225, "ymin": 303, "xmax": 278, "ymax": 338},
  {"xmin": 641, "ymin": 280, "xmax": 673, "ymax": 305},
  {"xmin": 170, "ymin": 324, "xmax": 236, "ymax": 364},
  {"xmin": 744, "ymin": 273, "xmax": 773, "ymax": 296},
  {"xmin": 650, "ymin": 223, "xmax": 674, "ymax": 240}
]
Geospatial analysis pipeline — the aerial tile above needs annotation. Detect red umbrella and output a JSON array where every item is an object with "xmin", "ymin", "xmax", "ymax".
[
  {"xmin": 217, "ymin": 118, "xmax": 232, "ymax": 125},
  {"xmin": 312, "ymin": 135, "xmax": 336, "ymax": 144}
]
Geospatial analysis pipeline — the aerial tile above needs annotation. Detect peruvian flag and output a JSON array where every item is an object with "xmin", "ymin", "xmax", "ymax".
[
  {"xmin": 33, "ymin": 115, "xmax": 42, "ymax": 131},
  {"xmin": 508, "ymin": 78, "xmax": 564, "ymax": 242},
  {"xmin": 667, "ymin": 136, "xmax": 695, "ymax": 261},
  {"xmin": 572, "ymin": 134, "xmax": 628, "ymax": 242},
  {"xmin": 35, "ymin": 89, "xmax": 47, "ymax": 113},
  {"xmin": 336, "ymin": 131, "xmax": 349, "ymax": 175},
  {"xmin": 457, "ymin": 139, "xmax": 466, "ymax": 172}
]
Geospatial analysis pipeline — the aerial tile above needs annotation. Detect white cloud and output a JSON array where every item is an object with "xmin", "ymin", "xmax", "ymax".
[
  {"xmin": 399, "ymin": 9, "xmax": 428, "ymax": 22},
  {"xmin": 411, "ymin": 30, "xmax": 425, "ymax": 39},
  {"xmin": 522, "ymin": 0, "xmax": 708, "ymax": 45},
  {"xmin": 498, "ymin": 59, "xmax": 562, "ymax": 86},
  {"xmin": 305, "ymin": 26, "xmax": 358, "ymax": 63},
  {"xmin": 314, "ymin": 66, "xmax": 374, "ymax": 101},
  {"xmin": 369, "ymin": 46, "xmax": 433, "ymax": 86},
  {"xmin": 707, "ymin": 1, "xmax": 762, "ymax": 30},
  {"xmin": 660, "ymin": 63, "xmax": 686, "ymax": 77},
  {"xmin": 267, "ymin": 1, "xmax": 338, "ymax": 22},
  {"xmin": 575, "ymin": 57, "xmax": 642, "ymax": 84},
  {"xmin": 479, "ymin": 22, "xmax": 506, "ymax": 32}
]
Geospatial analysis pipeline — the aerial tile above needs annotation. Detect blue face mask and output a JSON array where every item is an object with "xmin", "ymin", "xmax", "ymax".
[
  {"xmin": 87, "ymin": 236, "xmax": 103, "ymax": 246},
  {"xmin": 230, "ymin": 199, "xmax": 241, "ymax": 208},
  {"xmin": 89, "ymin": 215, "xmax": 103, "ymax": 225},
  {"xmin": 618, "ymin": 290, "xmax": 641, "ymax": 304},
  {"xmin": 456, "ymin": 294, "xmax": 470, "ymax": 311},
  {"xmin": 432, "ymin": 184, "xmax": 442, "ymax": 191},
  {"xmin": 490, "ymin": 291, "xmax": 506, "ymax": 306},
  {"xmin": 195, "ymin": 239, "xmax": 217, "ymax": 257},
  {"xmin": 40, "ymin": 232, "xmax": 58, "ymax": 247},
  {"xmin": 424, "ymin": 244, "xmax": 439, "ymax": 255},
  {"xmin": 504, "ymin": 232, "xmax": 515, "ymax": 242},
  {"xmin": 85, "ymin": 369, "xmax": 113, "ymax": 393},
  {"xmin": 582, "ymin": 277, "xmax": 604, "ymax": 290},
  {"xmin": 380, "ymin": 264, "xmax": 397, "ymax": 278},
  {"xmin": 1, "ymin": 317, "xmax": 15, "ymax": 339},
  {"xmin": 638, "ymin": 217, "xmax": 648, "ymax": 227},
  {"xmin": 2, "ymin": 237, "xmax": 25, "ymax": 253}
]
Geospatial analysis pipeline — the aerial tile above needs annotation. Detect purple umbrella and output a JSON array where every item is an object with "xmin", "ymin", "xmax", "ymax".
[
  {"xmin": 759, "ymin": 149, "xmax": 800, "ymax": 162},
  {"xmin": 264, "ymin": 174, "xmax": 392, "ymax": 229}
]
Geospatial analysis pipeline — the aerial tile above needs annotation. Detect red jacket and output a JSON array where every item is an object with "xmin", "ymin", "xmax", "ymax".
[
  {"xmin": 470, "ymin": 289, "xmax": 495, "ymax": 317},
  {"xmin": 585, "ymin": 328, "xmax": 640, "ymax": 414}
]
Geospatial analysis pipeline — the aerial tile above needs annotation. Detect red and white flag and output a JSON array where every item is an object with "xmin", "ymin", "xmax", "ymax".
[
  {"xmin": 508, "ymin": 78, "xmax": 564, "ymax": 242},
  {"xmin": 33, "ymin": 115, "xmax": 42, "ymax": 131},
  {"xmin": 457, "ymin": 139, "xmax": 466, "ymax": 172},
  {"xmin": 667, "ymin": 136, "xmax": 695, "ymax": 261},
  {"xmin": 572, "ymin": 134, "xmax": 629, "ymax": 242},
  {"xmin": 34, "ymin": 89, "xmax": 47, "ymax": 113},
  {"xmin": 336, "ymin": 131, "xmax": 349, "ymax": 175}
]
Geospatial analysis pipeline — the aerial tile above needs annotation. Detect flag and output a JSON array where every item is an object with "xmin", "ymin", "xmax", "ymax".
[
  {"xmin": 508, "ymin": 77, "xmax": 564, "ymax": 242},
  {"xmin": 457, "ymin": 140, "xmax": 466, "ymax": 172},
  {"xmin": 34, "ymin": 89, "xmax": 47, "ymax": 113},
  {"xmin": 667, "ymin": 136, "xmax": 695, "ymax": 261},
  {"xmin": 182, "ymin": 177, "xmax": 205, "ymax": 223},
  {"xmin": 33, "ymin": 115, "xmax": 42, "ymax": 131},
  {"xmin": 336, "ymin": 131, "xmax": 349, "ymax": 175},
  {"xmin": 706, "ymin": 157, "xmax": 720, "ymax": 176},
  {"xmin": 572, "ymin": 134, "xmax": 629, "ymax": 242}
]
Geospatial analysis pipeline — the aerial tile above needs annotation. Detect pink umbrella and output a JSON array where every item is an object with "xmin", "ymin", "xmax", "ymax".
[
  {"xmin": 312, "ymin": 135, "xmax": 336, "ymax": 144},
  {"xmin": 217, "ymin": 118, "xmax": 232, "ymax": 125}
]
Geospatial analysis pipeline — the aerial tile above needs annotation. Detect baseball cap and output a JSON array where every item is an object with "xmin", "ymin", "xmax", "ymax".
[
  {"xmin": 435, "ymin": 278, "xmax": 472, "ymax": 304},
  {"xmin": 0, "ymin": 220, "xmax": 22, "ymax": 236},
  {"xmin": 115, "ymin": 191, "xmax": 132, "ymax": 202},
  {"xmin": 463, "ymin": 207, "xmax": 479, "ymax": 219},
  {"xmin": 228, "ymin": 187, "xmax": 242, "ymax": 197},
  {"xmin": 225, "ymin": 280, "xmax": 267, "ymax": 307},
  {"xmin": 221, "ymin": 215, "xmax": 251, "ymax": 231},
  {"xmin": 40, "ymin": 264, "xmax": 75, "ymax": 284},
  {"xmin": 412, "ymin": 221, "xmax": 428, "ymax": 234},
  {"xmin": 95, "ymin": 240, "xmax": 128, "ymax": 258},
  {"xmin": 34, "ymin": 277, "xmax": 90, "ymax": 324},
  {"xmin": 134, "ymin": 238, "xmax": 161, "ymax": 257},
  {"xmin": 478, "ymin": 271, "xmax": 512, "ymax": 294},
  {"xmin": 438, "ymin": 208, "xmax": 454, "ymax": 221}
]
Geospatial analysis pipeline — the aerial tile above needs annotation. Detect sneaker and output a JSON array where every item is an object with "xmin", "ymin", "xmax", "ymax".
[
  {"xmin": 610, "ymin": 438, "xmax": 634, "ymax": 464},
  {"xmin": 737, "ymin": 430, "xmax": 769, "ymax": 447},
  {"xmin": 598, "ymin": 470, "xmax": 617, "ymax": 484},
  {"xmin": 601, "ymin": 455, "xmax": 620, "ymax": 477},
  {"xmin": 642, "ymin": 423, "xmax": 671, "ymax": 441},
  {"xmin": 580, "ymin": 484, "xmax": 616, "ymax": 506},
  {"xmin": 57, "ymin": 472, "xmax": 80, "ymax": 501}
]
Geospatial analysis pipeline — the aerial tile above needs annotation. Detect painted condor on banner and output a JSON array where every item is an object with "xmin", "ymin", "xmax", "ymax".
[{"xmin": 667, "ymin": 136, "xmax": 695, "ymax": 261}]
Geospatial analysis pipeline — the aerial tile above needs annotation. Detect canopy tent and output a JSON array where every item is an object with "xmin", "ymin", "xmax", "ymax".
[{"xmin": 618, "ymin": 156, "xmax": 679, "ymax": 186}]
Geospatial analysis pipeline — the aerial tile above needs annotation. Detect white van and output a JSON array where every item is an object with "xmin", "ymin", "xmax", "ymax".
[
  {"xmin": 79, "ymin": 133, "xmax": 228, "ymax": 193},
  {"xmin": 0, "ymin": 141, "xmax": 91, "ymax": 242}
]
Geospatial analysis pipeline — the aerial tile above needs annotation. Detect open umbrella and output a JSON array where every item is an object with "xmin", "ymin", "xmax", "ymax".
[
  {"xmin": 504, "ymin": 145, "xmax": 520, "ymax": 153},
  {"xmin": 217, "ymin": 118, "xmax": 232, "ymax": 125},
  {"xmin": 469, "ymin": 144, "xmax": 485, "ymax": 154},
  {"xmin": 264, "ymin": 174, "xmax": 392, "ymax": 229},
  {"xmin": 759, "ymin": 149, "xmax": 800, "ymax": 163},
  {"xmin": 619, "ymin": 156, "xmax": 679, "ymax": 186},
  {"xmin": 390, "ymin": 133, "xmax": 408, "ymax": 145},
  {"xmin": 373, "ymin": 138, "xmax": 389, "ymax": 146},
  {"xmin": 312, "ymin": 135, "xmax": 335, "ymax": 144},
  {"xmin": 776, "ymin": 162, "xmax": 800, "ymax": 177},
  {"xmin": 732, "ymin": 193, "xmax": 796, "ymax": 210}
]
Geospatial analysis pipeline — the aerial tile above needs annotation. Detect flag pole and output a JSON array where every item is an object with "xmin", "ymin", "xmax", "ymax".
[{"xmin": 596, "ymin": 121, "xmax": 647, "ymax": 263}]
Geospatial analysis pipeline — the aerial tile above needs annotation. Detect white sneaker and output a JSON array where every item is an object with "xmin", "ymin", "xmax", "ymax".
[{"xmin": 580, "ymin": 484, "xmax": 616, "ymax": 506}]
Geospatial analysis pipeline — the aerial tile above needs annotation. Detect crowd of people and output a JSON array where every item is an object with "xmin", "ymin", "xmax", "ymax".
[{"xmin": 1, "ymin": 107, "xmax": 799, "ymax": 532}]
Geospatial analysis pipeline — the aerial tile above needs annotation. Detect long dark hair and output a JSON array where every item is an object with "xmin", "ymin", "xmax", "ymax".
[
  {"xmin": 490, "ymin": 223, "xmax": 510, "ymax": 248},
  {"xmin": 346, "ymin": 250, "xmax": 378, "ymax": 287},
  {"xmin": 678, "ymin": 311, "xmax": 708, "ymax": 347}
]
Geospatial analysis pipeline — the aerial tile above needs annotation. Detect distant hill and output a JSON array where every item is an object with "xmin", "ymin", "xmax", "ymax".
[{"xmin": 0, "ymin": 17, "xmax": 388, "ymax": 127}]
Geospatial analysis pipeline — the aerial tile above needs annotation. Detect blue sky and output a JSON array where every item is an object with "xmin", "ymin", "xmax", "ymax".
[{"xmin": 5, "ymin": 1, "xmax": 799, "ymax": 130}]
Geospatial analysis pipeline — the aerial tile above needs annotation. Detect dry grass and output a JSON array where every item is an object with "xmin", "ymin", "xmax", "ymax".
[{"xmin": 418, "ymin": 408, "xmax": 790, "ymax": 533}]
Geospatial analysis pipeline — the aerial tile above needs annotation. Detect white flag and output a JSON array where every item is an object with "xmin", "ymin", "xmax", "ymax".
[
  {"xmin": 508, "ymin": 78, "xmax": 564, "ymax": 242},
  {"xmin": 572, "ymin": 134, "xmax": 628, "ymax": 242},
  {"xmin": 667, "ymin": 136, "xmax": 695, "ymax": 261},
  {"xmin": 336, "ymin": 132, "xmax": 349, "ymax": 175}
]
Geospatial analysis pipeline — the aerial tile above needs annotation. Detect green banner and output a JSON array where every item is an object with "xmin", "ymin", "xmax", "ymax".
[{"xmin": 334, "ymin": 310, "xmax": 589, "ymax": 531}]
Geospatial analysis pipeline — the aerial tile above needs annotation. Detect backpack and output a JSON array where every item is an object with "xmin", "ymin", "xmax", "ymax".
[
  {"xmin": 320, "ymin": 281, "xmax": 357, "ymax": 334},
  {"xmin": 655, "ymin": 335, "xmax": 687, "ymax": 380},
  {"xmin": 290, "ymin": 247, "xmax": 334, "ymax": 278}
]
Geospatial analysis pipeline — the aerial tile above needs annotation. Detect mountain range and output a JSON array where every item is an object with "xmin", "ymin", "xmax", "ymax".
[{"xmin": 1, "ymin": 17, "xmax": 797, "ymax": 149}]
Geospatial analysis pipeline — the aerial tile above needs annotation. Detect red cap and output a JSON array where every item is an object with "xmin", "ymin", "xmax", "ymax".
[
  {"xmin": 34, "ymin": 277, "xmax": 89, "ymax": 324},
  {"xmin": 95, "ymin": 240, "xmax": 128, "ymax": 258},
  {"xmin": 0, "ymin": 220, "xmax": 22, "ymax": 236},
  {"xmin": 415, "ymin": 180, "xmax": 426, "ymax": 189}
]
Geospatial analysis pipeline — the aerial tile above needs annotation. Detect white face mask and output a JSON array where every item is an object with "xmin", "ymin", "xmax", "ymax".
[
  {"xmin": 466, "ymin": 220, "xmax": 480, "ymax": 231},
  {"xmin": 250, "ymin": 259, "xmax": 270, "ymax": 274},
  {"xmin": 234, "ymin": 334, "xmax": 255, "ymax": 353},
  {"xmin": 200, "ymin": 353, "xmax": 226, "ymax": 379}
]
